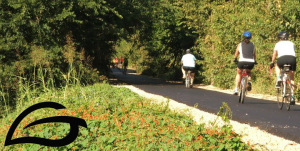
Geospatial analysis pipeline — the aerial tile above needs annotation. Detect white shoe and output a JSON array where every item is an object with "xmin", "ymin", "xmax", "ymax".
[
  {"xmin": 275, "ymin": 78, "xmax": 282, "ymax": 88},
  {"xmin": 233, "ymin": 88, "xmax": 238, "ymax": 95}
]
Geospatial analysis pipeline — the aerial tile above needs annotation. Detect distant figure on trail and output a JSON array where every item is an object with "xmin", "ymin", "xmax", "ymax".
[
  {"xmin": 120, "ymin": 57, "xmax": 123, "ymax": 64},
  {"xmin": 233, "ymin": 31, "xmax": 256, "ymax": 95},
  {"xmin": 269, "ymin": 31, "xmax": 296, "ymax": 105},
  {"xmin": 181, "ymin": 49, "xmax": 197, "ymax": 87},
  {"xmin": 120, "ymin": 57, "xmax": 124, "ymax": 68},
  {"xmin": 122, "ymin": 57, "xmax": 128, "ymax": 74},
  {"xmin": 114, "ymin": 58, "xmax": 118, "ymax": 68}
]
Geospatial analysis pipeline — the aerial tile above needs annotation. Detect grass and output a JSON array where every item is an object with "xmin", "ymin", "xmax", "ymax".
[{"xmin": 0, "ymin": 83, "xmax": 254, "ymax": 150}]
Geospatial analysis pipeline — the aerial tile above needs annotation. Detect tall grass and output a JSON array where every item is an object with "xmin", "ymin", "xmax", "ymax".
[
  {"xmin": 0, "ymin": 83, "xmax": 255, "ymax": 150},
  {"xmin": 0, "ymin": 34, "xmax": 99, "ymax": 118}
]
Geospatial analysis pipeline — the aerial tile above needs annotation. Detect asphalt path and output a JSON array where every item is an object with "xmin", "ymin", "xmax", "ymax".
[{"xmin": 111, "ymin": 68, "xmax": 300, "ymax": 143}]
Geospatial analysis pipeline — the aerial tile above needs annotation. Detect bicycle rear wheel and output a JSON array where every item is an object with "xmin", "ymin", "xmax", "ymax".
[
  {"xmin": 185, "ymin": 73, "xmax": 190, "ymax": 88},
  {"xmin": 239, "ymin": 78, "xmax": 246, "ymax": 103},
  {"xmin": 284, "ymin": 82, "xmax": 292, "ymax": 111},
  {"xmin": 277, "ymin": 87, "xmax": 283, "ymax": 110}
]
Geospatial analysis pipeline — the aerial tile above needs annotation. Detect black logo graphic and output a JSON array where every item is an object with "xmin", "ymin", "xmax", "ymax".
[{"xmin": 5, "ymin": 102, "xmax": 87, "ymax": 147}]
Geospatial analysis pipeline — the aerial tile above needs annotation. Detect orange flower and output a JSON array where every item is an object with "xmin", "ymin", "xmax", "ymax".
[{"xmin": 197, "ymin": 135, "xmax": 203, "ymax": 140}]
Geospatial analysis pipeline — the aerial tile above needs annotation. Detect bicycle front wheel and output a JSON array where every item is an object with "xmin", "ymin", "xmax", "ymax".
[{"xmin": 239, "ymin": 78, "xmax": 246, "ymax": 103}]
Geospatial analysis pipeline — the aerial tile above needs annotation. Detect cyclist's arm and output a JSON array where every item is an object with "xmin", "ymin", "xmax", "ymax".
[
  {"xmin": 271, "ymin": 49, "xmax": 277, "ymax": 63},
  {"xmin": 234, "ymin": 43, "xmax": 240, "ymax": 59}
]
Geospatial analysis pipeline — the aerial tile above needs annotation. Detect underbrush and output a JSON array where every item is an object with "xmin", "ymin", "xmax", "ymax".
[{"xmin": 0, "ymin": 83, "xmax": 254, "ymax": 150}]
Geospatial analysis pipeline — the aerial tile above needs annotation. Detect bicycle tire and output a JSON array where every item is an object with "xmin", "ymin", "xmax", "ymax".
[
  {"xmin": 185, "ymin": 73, "xmax": 190, "ymax": 88},
  {"xmin": 239, "ymin": 78, "xmax": 246, "ymax": 103},
  {"xmin": 284, "ymin": 82, "xmax": 292, "ymax": 111},
  {"xmin": 277, "ymin": 87, "xmax": 283, "ymax": 110}
]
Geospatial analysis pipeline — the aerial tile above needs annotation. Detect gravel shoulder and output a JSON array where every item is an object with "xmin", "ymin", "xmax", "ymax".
[{"xmin": 116, "ymin": 84, "xmax": 300, "ymax": 151}]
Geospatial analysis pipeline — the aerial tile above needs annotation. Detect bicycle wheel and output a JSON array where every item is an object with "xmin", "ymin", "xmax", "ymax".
[
  {"xmin": 277, "ymin": 87, "xmax": 284, "ymax": 110},
  {"xmin": 284, "ymin": 82, "xmax": 292, "ymax": 111},
  {"xmin": 185, "ymin": 73, "xmax": 190, "ymax": 88},
  {"xmin": 239, "ymin": 78, "xmax": 246, "ymax": 103}
]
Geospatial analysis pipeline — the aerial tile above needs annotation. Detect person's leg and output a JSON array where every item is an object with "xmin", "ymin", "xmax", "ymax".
[
  {"xmin": 275, "ymin": 64, "xmax": 281, "ymax": 78},
  {"xmin": 246, "ymin": 69, "xmax": 252, "ymax": 91},
  {"xmin": 289, "ymin": 70, "xmax": 296, "ymax": 104},
  {"xmin": 234, "ymin": 68, "xmax": 242, "ymax": 94},
  {"xmin": 275, "ymin": 64, "xmax": 282, "ymax": 88},
  {"xmin": 191, "ymin": 72, "xmax": 195, "ymax": 85},
  {"xmin": 289, "ymin": 70, "xmax": 295, "ymax": 93},
  {"xmin": 246, "ymin": 69, "xmax": 252, "ymax": 81},
  {"xmin": 182, "ymin": 67, "xmax": 186, "ymax": 78}
]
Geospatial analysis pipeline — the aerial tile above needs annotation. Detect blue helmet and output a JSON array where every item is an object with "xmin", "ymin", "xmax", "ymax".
[{"xmin": 243, "ymin": 31, "xmax": 252, "ymax": 38}]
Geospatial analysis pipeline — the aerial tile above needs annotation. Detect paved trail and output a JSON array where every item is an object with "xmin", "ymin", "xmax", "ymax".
[{"xmin": 111, "ymin": 68, "xmax": 300, "ymax": 143}]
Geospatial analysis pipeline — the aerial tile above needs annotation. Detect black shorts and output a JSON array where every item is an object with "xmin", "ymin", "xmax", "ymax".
[
  {"xmin": 237, "ymin": 62, "xmax": 255, "ymax": 70},
  {"xmin": 277, "ymin": 55, "xmax": 296, "ymax": 71},
  {"xmin": 183, "ymin": 66, "xmax": 195, "ymax": 73}
]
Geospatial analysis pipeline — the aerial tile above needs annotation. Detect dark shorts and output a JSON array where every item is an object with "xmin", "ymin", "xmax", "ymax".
[
  {"xmin": 237, "ymin": 62, "xmax": 255, "ymax": 70},
  {"xmin": 277, "ymin": 55, "xmax": 296, "ymax": 71},
  {"xmin": 183, "ymin": 66, "xmax": 195, "ymax": 73}
]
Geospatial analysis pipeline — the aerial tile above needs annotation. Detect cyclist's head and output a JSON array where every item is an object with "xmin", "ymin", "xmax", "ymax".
[
  {"xmin": 278, "ymin": 31, "xmax": 289, "ymax": 40},
  {"xmin": 242, "ymin": 31, "xmax": 252, "ymax": 39},
  {"xmin": 186, "ymin": 49, "xmax": 191, "ymax": 54}
]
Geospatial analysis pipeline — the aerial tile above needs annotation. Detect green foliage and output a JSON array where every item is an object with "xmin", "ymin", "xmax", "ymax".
[
  {"xmin": 0, "ymin": 0, "xmax": 147, "ymax": 115},
  {"xmin": 0, "ymin": 83, "xmax": 254, "ymax": 150},
  {"xmin": 123, "ymin": 0, "xmax": 300, "ymax": 96}
]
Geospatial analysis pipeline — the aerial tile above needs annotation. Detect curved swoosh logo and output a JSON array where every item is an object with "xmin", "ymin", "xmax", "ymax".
[{"xmin": 5, "ymin": 102, "xmax": 87, "ymax": 147}]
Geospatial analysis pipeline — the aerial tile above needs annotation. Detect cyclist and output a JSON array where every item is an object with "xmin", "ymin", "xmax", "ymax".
[
  {"xmin": 123, "ymin": 57, "xmax": 128, "ymax": 72},
  {"xmin": 233, "ymin": 31, "xmax": 257, "ymax": 95},
  {"xmin": 270, "ymin": 31, "xmax": 296, "ymax": 105},
  {"xmin": 181, "ymin": 49, "xmax": 197, "ymax": 87},
  {"xmin": 114, "ymin": 57, "xmax": 118, "ymax": 68}
]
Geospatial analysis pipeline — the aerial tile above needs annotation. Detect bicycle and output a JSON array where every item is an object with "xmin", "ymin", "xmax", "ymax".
[
  {"xmin": 276, "ymin": 64, "xmax": 293, "ymax": 111},
  {"xmin": 185, "ymin": 70, "xmax": 192, "ymax": 88},
  {"xmin": 239, "ymin": 65, "xmax": 250, "ymax": 104}
]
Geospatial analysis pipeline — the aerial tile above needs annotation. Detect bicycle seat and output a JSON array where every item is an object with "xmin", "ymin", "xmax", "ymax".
[
  {"xmin": 283, "ymin": 64, "xmax": 291, "ymax": 72},
  {"xmin": 241, "ymin": 64, "xmax": 249, "ymax": 69}
]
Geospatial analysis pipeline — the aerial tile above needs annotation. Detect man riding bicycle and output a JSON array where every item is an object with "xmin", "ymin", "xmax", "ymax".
[
  {"xmin": 181, "ymin": 49, "xmax": 197, "ymax": 87},
  {"xmin": 123, "ymin": 57, "xmax": 128, "ymax": 70},
  {"xmin": 233, "ymin": 31, "xmax": 257, "ymax": 95},
  {"xmin": 270, "ymin": 31, "xmax": 296, "ymax": 105}
]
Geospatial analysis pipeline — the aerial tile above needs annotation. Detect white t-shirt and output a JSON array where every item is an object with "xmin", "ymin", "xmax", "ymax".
[
  {"xmin": 181, "ymin": 54, "xmax": 196, "ymax": 67},
  {"xmin": 274, "ymin": 41, "xmax": 295, "ymax": 58}
]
